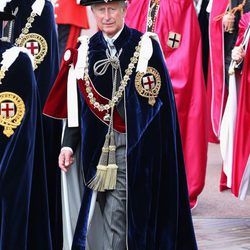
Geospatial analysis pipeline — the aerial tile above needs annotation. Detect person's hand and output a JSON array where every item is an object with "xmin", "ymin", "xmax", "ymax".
[
  {"xmin": 232, "ymin": 45, "xmax": 246, "ymax": 64},
  {"xmin": 223, "ymin": 13, "xmax": 235, "ymax": 33},
  {"xmin": 58, "ymin": 149, "xmax": 74, "ymax": 172}
]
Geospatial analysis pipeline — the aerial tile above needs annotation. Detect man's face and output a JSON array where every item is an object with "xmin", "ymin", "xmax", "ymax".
[{"xmin": 92, "ymin": 2, "xmax": 127, "ymax": 38}]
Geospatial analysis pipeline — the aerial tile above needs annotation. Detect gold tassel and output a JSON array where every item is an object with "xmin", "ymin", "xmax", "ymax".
[
  {"xmin": 228, "ymin": 61, "xmax": 237, "ymax": 75},
  {"xmin": 104, "ymin": 131, "xmax": 118, "ymax": 190},
  {"xmin": 88, "ymin": 134, "xmax": 110, "ymax": 192}
]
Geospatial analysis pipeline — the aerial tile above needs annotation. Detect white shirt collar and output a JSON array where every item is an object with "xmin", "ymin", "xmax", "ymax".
[
  {"xmin": 103, "ymin": 24, "xmax": 124, "ymax": 43},
  {"xmin": 194, "ymin": 0, "xmax": 203, "ymax": 15}
]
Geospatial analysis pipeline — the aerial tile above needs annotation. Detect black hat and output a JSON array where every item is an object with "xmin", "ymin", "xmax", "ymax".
[
  {"xmin": 80, "ymin": 0, "xmax": 125, "ymax": 6},
  {"xmin": 0, "ymin": 4, "xmax": 15, "ymax": 21}
]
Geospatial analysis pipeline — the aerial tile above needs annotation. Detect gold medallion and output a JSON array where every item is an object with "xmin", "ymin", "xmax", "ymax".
[
  {"xmin": 135, "ymin": 67, "xmax": 161, "ymax": 106},
  {"xmin": 0, "ymin": 92, "xmax": 25, "ymax": 137},
  {"xmin": 18, "ymin": 33, "xmax": 48, "ymax": 69}
]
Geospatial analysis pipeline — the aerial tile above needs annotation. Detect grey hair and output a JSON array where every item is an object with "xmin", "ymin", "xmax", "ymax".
[{"xmin": 91, "ymin": 1, "xmax": 128, "ymax": 9}]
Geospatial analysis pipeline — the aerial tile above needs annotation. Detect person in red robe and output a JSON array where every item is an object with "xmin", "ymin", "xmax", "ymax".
[
  {"xmin": 228, "ymin": 12, "xmax": 250, "ymax": 200},
  {"xmin": 125, "ymin": 0, "xmax": 208, "ymax": 209},
  {"xmin": 207, "ymin": 1, "xmax": 229, "ymax": 143},
  {"xmin": 54, "ymin": 0, "xmax": 90, "ymax": 61},
  {"xmin": 206, "ymin": 0, "xmax": 250, "ymax": 143},
  {"xmin": 206, "ymin": 0, "xmax": 250, "ymax": 192}
]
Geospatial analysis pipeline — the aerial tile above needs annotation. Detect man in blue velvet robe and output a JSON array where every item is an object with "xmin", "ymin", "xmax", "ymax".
[
  {"xmin": 8, "ymin": 1, "xmax": 63, "ymax": 248},
  {"xmin": 0, "ymin": 4, "xmax": 52, "ymax": 250},
  {"xmin": 44, "ymin": 0, "xmax": 198, "ymax": 249}
]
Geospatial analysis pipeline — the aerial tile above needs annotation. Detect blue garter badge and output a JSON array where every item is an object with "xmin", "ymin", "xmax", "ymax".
[
  {"xmin": 0, "ymin": 92, "xmax": 25, "ymax": 137},
  {"xmin": 18, "ymin": 33, "xmax": 48, "ymax": 69},
  {"xmin": 135, "ymin": 67, "xmax": 161, "ymax": 106}
]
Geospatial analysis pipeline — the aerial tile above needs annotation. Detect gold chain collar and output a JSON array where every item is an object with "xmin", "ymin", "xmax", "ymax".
[
  {"xmin": 83, "ymin": 39, "xmax": 142, "ymax": 113},
  {"xmin": 147, "ymin": 0, "xmax": 160, "ymax": 32},
  {"xmin": 14, "ymin": 11, "xmax": 37, "ymax": 46},
  {"xmin": 0, "ymin": 11, "xmax": 38, "ymax": 83}
]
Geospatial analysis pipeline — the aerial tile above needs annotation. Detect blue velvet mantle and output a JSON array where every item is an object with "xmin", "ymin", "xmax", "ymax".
[
  {"xmin": 11, "ymin": 0, "xmax": 60, "ymax": 106},
  {"xmin": 71, "ymin": 26, "xmax": 198, "ymax": 250},
  {"xmin": 10, "ymin": 1, "xmax": 63, "ymax": 248},
  {"xmin": 43, "ymin": 25, "xmax": 197, "ymax": 249},
  {"xmin": 0, "ymin": 41, "xmax": 52, "ymax": 250}
]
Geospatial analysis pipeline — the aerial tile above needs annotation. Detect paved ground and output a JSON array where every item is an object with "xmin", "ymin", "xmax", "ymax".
[
  {"xmin": 193, "ymin": 218, "xmax": 250, "ymax": 250},
  {"xmin": 192, "ymin": 143, "xmax": 250, "ymax": 249}
]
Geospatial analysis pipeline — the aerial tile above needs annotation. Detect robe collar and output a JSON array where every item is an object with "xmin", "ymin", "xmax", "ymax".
[
  {"xmin": 102, "ymin": 24, "xmax": 124, "ymax": 43},
  {"xmin": 90, "ymin": 24, "xmax": 132, "ymax": 53}
]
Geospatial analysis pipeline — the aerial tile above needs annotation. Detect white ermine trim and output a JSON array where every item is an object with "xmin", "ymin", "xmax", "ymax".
[
  {"xmin": 75, "ymin": 35, "xmax": 89, "ymax": 80},
  {"xmin": 1, "ymin": 46, "xmax": 35, "ymax": 71},
  {"xmin": 136, "ymin": 32, "xmax": 163, "ymax": 73},
  {"xmin": 32, "ymin": 0, "xmax": 45, "ymax": 16},
  {"xmin": 0, "ymin": 0, "xmax": 11, "ymax": 12},
  {"xmin": 67, "ymin": 64, "xmax": 79, "ymax": 127}
]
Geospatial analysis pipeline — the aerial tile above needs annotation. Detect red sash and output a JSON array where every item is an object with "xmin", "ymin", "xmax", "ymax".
[
  {"xmin": 44, "ymin": 48, "xmax": 125, "ymax": 133},
  {"xmin": 78, "ymin": 78, "xmax": 126, "ymax": 133}
]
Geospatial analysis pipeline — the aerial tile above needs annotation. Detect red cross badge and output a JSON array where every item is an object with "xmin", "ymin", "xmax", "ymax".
[
  {"xmin": 0, "ymin": 92, "xmax": 25, "ymax": 137},
  {"xmin": 18, "ymin": 33, "xmax": 48, "ymax": 69},
  {"xmin": 25, "ymin": 41, "xmax": 39, "ymax": 55},
  {"xmin": 135, "ymin": 67, "xmax": 161, "ymax": 106},
  {"xmin": 1, "ymin": 102, "xmax": 15, "ymax": 118},
  {"xmin": 142, "ymin": 75, "xmax": 156, "ymax": 90},
  {"xmin": 167, "ymin": 32, "xmax": 181, "ymax": 49}
]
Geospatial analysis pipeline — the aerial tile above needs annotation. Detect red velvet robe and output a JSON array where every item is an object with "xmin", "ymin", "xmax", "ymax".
[
  {"xmin": 207, "ymin": 1, "xmax": 229, "ymax": 143},
  {"xmin": 125, "ymin": 0, "xmax": 208, "ymax": 209},
  {"xmin": 55, "ymin": 0, "xmax": 89, "ymax": 29},
  {"xmin": 231, "ymin": 13, "xmax": 250, "ymax": 199},
  {"xmin": 55, "ymin": 0, "xmax": 90, "ymax": 51}
]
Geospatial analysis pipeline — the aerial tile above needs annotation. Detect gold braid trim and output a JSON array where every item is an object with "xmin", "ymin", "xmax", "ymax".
[{"xmin": 147, "ymin": 0, "xmax": 160, "ymax": 32}]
